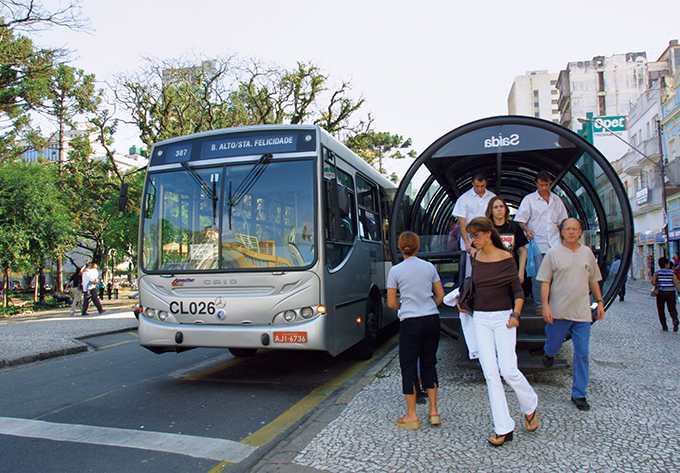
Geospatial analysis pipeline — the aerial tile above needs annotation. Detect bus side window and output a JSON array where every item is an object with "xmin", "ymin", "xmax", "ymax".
[
  {"xmin": 324, "ymin": 165, "xmax": 356, "ymax": 270},
  {"xmin": 356, "ymin": 174, "xmax": 380, "ymax": 241}
]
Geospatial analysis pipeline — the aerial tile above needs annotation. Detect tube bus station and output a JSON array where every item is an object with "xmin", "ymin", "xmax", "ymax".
[{"xmin": 389, "ymin": 116, "xmax": 634, "ymax": 365}]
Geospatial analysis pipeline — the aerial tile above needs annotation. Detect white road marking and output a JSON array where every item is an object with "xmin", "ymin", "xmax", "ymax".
[{"xmin": 0, "ymin": 416, "xmax": 257, "ymax": 463}]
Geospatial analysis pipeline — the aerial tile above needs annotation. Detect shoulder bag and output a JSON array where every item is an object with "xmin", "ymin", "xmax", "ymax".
[{"xmin": 458, "ymin": 252, "xmax": 477, "ymax": 313}]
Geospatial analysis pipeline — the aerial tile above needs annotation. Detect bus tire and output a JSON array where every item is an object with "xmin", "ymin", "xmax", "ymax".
[
  {"xmin": 229, "ymin": 348, "xmax": 258, "ymax": 357},
  {"xmin": 352, "ymin": 301, "xmax": 380, "ymax": 360}
]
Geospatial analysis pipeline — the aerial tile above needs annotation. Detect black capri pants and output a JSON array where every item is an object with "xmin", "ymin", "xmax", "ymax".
[{"xmin": 399, "ymin": 314, "xmax": 440, "ymax": 394}]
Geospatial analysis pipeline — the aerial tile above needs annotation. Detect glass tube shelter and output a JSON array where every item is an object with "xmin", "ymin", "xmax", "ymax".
[{"xmin": 389, "ymin": 116, "xmax": 633, "ymax": 348}]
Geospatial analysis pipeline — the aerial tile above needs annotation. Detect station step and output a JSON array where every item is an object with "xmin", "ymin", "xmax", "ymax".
[{"xmin": 459, "ymin": 356, "xmax": 569, "ymax": 371}]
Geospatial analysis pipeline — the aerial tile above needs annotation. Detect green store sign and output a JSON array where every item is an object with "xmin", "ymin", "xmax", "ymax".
[{"xmin": 592, "ymin": 116, "xmax": 627, "ymax": 132}]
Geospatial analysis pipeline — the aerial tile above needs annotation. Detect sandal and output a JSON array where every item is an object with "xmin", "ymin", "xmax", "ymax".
[
  {"xmin": 396, "ymin": 416, "xmax": 421, "ymax": 430},
  {"xmin": 525, "ymin": 410, "xmax": 538, "ymax": 431},
  {"xmin": 488, "ymin": 431, "xmax": 513, "ymax": 446}
]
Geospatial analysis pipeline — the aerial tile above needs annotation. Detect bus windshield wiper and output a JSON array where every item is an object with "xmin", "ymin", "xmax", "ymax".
[
  {"xmin": 181, "ymin": 161, "xmax": 219, "ymax": 223},
  {"xmin": 227, "ymin": 153, "xmax": 272, "ymax": 208},
  {"xmin": 227, "ymin": 153, "xmax": 272, "ymax": 228}
]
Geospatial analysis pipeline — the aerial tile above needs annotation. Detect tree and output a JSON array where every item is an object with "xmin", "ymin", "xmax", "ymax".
[
  {"xmin": 0, "ymin": 160, "xmax": 75, "ymax": 307},
  {"xmin": 114, "ymin": 56, "xmax": 366, "ymax": 151},
  {"xmin": 0, "ymin": 0, "xmax": 89, "ymax": 161},
  {"xmin": 0, "ymin": 0, "xmax": 87, "ymax": 31},
  {"xmin": 0, "ymin": 23, "xmax": 55, "ymax": 159},
  {"xmin": 37, "ymin": 63, "xmax": 98, "ymax": 290},
  {"xmin": 345, "ymin": 125, "xmax": 417, "ymax": 180}
]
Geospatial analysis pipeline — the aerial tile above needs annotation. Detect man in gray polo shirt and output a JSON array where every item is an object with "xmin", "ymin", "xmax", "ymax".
[{"xmin": 536, "ymin": 218, "xmax": 604, "ymax": 411}]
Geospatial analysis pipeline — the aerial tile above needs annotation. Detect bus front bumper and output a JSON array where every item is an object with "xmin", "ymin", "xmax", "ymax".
[{"xmin": 138, "ymin": 315, "xmax": 329, "ymax": 352}]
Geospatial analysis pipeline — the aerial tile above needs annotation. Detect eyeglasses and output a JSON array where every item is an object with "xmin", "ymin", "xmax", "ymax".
[{"xmin": 469, "ymin": 232, "xmax": 483, "ymax": 240}]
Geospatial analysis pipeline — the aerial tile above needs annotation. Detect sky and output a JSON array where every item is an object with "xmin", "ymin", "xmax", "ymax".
[{"xmin": 30, "ymin": 0, "xmax": 679, "ymax": 177}]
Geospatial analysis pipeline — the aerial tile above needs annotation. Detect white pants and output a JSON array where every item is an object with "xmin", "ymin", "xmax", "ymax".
[{"xmin": 474, "ymin": 310, "xmax": 538, "ymax": 435}]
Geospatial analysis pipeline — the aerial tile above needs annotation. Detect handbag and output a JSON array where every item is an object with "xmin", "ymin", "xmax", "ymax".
[
  {"xmin": 651, "ymin": 286, "xmax": 659, "ymax": 297},
  {"xmin": 458, "ymin": 276, "xmax": 475, "ymax": 313},
  {"xmin": 458, "ymin": 252, "xmax": 477, "ymax": 313}
]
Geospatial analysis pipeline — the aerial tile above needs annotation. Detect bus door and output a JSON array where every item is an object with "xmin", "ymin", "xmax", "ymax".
[{"xmin": 323, "ymin": 152, "xmax": 376, "ymax": 356}]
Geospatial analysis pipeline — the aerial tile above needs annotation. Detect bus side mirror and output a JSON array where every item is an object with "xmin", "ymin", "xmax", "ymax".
[{"xmin": 118, "ymin": 182, "xmax": 129, "ymax": 211}]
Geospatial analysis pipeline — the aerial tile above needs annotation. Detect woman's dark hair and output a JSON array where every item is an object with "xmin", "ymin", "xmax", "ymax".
[
  {"xmin": 398, "ymin": 231, "xmax": 420, "ymax": 256},
  {"xmin": 659, "ymin": 257, "xmax": 670, "ymax": 268},
  {"xmin": 466, "ymin": 217, "xmax": 508, "ymax": 252},
  {"xmin": 485, "ymin": 197, "xmax": 509, "ymax": 222}
]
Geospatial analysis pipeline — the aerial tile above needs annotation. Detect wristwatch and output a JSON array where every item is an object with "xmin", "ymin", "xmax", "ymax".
[{"xmin": 510, "ymin": 312, "xmax": 521, "ymax": 320}]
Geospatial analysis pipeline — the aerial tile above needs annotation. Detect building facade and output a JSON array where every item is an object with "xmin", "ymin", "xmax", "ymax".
[
  {"xmin": 557, "ymin": 52, "xmax": 650, "ymax": 133},
  {"xmin": 507, "ymin": 70, "xmax": 561, "ymax": 122},
  {"xmin": 661, "ymin": 47, "xmax": 680, "ymax": 267}
]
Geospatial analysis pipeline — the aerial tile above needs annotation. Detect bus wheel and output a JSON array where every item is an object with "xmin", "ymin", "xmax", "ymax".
[
  {"xmin": 229, "ymin": 348, "xmax": 258, "ymax": 357},
  {"xmin": 352, "ymin": 304, "xmax": 379, "ymax": 360}
]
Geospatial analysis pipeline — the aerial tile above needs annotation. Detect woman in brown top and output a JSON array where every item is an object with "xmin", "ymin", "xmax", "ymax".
[{"xmin": 459, "ymin": 217, "xmax": 538, "ymax": 446}]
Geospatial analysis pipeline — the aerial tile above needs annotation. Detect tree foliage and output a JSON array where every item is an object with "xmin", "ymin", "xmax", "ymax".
[
  {"xmin": 0, "ymin": 0, "xmax": 87, "ymax": 31},
  {"xmin": 0, "ymin": 160, "xmax": 75, "ymax": 306},
  {"xmin": 114, "ymin": 56, "xmax": 366, "ymax": 151},
  {"xmin": 0, "ymin": 22, "xmax": 55, "ymax": 158},
  {"xmin": 345, "ymin": 125, "xmax": 417, "ymax": 181}
]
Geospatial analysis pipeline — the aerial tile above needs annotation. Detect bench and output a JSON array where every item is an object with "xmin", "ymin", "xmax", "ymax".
[{"xmin": 7, "ymin": 296, "xmax": 33, "ymax": 314}]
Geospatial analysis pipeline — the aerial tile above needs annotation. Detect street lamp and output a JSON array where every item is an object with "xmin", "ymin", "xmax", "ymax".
[{"xmin": 578, "ymin": 117, "xmax": 668, "ymax": 255}]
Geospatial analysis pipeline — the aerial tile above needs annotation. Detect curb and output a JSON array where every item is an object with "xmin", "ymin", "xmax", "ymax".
[{"xmin": 0, "ymin": 324, "xmax": 138, "ymax": 369}]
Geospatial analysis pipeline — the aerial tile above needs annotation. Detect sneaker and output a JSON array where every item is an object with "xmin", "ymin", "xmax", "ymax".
[
  {"xmin": 99, "ymin": 309, "xmax": 107, "ymax": 314},
  {"xmin": 542, "ymin": 354, "xmax": 554, "ymax": 367},
  {"xmin": 416, "ymin": 389, "xmax": 427, "ymax": 405},
  {"xmin": 571, "ymin": 397, "xmax": 590, "ymax": 411},
  {"xmin": 674, "ymin": 323, "xmax": 679, "ymax": 333}
]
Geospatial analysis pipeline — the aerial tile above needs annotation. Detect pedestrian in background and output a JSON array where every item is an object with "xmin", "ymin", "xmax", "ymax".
[
  {"xmin": 67, "ymin": 266, "xmax": 83, "ymax": 317},
  {"xmin": 651, "ymin": 257, "xmax": 680, "ymax": 332},
  {"xmin": 538, "ymin": 218, "xmax": 604, "ymax": 411},
  {"xmin": 107, "ymin": 281, "xmax": 113, "ymax": 300},
  {"xmin": 387, "ymin": 232, "xmax": 445, "ymax": 430},
  {"xmin": 461, "ymin": 217, "xmax": 538, "ymax": 446},
  {"xmin": 608, "ymin": 254, "xmax": 626, "ymax": 302},
  {"xmin": 113, "ymin": 280, "xmax": 120, "ymax": 300},
  {"xmin": 81, "ymin": 263, "xmax": 107, "ymax": 316}
]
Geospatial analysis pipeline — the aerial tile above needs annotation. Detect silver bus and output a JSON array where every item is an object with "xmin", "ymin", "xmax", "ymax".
[{"xmin": 135, "ymin": 125, "xmax": 398, "ymax": 359}]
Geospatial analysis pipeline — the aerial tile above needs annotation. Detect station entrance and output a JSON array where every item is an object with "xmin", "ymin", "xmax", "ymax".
[{"xmin": 389, "ymin": 116, "xmax": 633, "ymax": 364}]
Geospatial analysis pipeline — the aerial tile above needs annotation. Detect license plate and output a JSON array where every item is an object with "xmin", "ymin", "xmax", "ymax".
[{"xmin": 273, "ymin": 332, "xmax": 307, "ymax": 343}]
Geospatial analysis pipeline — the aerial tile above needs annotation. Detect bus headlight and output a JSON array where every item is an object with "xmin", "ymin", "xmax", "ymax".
[
  {"xmin": 144, "ymin": 308, "xmax": 156, "ymax": 319},
  {"xmin": 283, "ymin": 310, "xmax": 297, "ymax": 322},
  {"xmin": 158, "ymin": 311, "xmax": 169, "ymax": 321},
  {"xmin": 300, "ymin": 307, "xmax": 314, "ymax": 319}
]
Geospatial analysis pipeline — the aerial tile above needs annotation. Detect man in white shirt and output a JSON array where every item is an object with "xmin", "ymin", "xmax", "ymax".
[
  {"xmin": 515, "ymin": 170, "xmax": 568, "ymax": 314},
  {"xmin": 452, "ymin": 171, "xmax": 496, "ymax": 255},
  {"xmin": 81, "ymin": 263, "xmax": 107, "ymax": 315}
]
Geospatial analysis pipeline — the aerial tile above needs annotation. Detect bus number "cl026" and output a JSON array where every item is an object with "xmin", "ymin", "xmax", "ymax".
[{"xmin": 169, "ymin": 301, "xmax": 216, "ymax": 315}]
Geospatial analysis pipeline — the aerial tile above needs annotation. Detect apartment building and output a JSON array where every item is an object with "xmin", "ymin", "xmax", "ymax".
[{"xmin": 507, "ymin": 70, "xmax": 561, "ymax": 123}]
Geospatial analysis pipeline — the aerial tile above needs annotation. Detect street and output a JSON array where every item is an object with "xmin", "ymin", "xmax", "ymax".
[{"xmin": 0, "ymin": 330, "xmax": 397, "ymax": 472}]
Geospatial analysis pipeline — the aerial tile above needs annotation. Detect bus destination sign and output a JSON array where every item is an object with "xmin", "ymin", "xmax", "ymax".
[{"xmin": 202, "ymin": 134, "xmax": 298, "ymax": 159}]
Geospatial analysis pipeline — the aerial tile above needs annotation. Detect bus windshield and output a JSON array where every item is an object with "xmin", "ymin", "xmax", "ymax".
[{"xmin": 142, "ymin": 159, "xmax": 315, "ymax": 272}]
